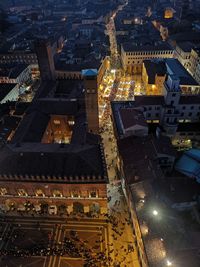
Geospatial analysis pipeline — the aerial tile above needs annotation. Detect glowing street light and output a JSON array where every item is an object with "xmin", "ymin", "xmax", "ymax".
[
  {"xmin": 166, "ymin": 259, "xmax": 172, "ymax": 266},
  {"xmin": 152, "ymin": 209, "xmax": 158, "ymax": 216}
]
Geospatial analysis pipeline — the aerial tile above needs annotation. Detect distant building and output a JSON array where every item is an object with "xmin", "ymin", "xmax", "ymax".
[
  {"xmin": 121, "ymin": 43, "xmax": 174, "ymax": 74},
  {"xmin": 142, "ymin": 58, "xmax": 200, "ymax": 95},
  {"xmin": 0, "ymin": 51, "xmax": 38, "ymax": 65},
  {"xmin": 35, "ymin": 40, "xmax": 56, "ymax": 81}
]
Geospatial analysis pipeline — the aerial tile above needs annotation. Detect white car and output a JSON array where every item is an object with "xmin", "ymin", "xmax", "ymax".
[{"xmin": 48, "ymin": 205, "xmax": 57, "ymax": 215}]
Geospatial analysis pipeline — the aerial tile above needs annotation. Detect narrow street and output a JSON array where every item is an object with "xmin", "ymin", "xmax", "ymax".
[
  {"xmin": 101, "ymin": 121, "xmax": 140, "ymax": 267},
  {"xmin": 99, "ymin": 1, "xmax": 141, "ymax": 266}
]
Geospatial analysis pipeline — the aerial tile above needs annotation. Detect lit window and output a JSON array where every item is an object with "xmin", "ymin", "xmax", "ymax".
[
  {"xmin": 54, "ymin": 120, "xmax": 60, "ymax": 125},
  {"xmin": 71, "ymin": 191, "xmax": 80, "ymax": 198},
  {"xmin": 35, "ymin": 189, "xmax": 45, "ymax": 197},
  {"xmin": 18, "ymin": 189, "xmax": 28, "ymax": 196},
  {"xmin": 68, "ymin": 120, "xmax": 75, "ymax": 126},
  {"xmin": 0, "ymin": 188, "xmax": 8, "ymax": 196},
  {"xmin": 53, "ymin": 190, "xmax": 62, "ymax": 197},
  {"xmin": 90, "ymin": 191, "xmax": 98, "ymax": 198}
]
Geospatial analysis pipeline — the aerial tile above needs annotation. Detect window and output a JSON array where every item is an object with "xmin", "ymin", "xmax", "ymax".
[
  {"xmin": 181, "ymin": 112, "xmax": 184, "ymax": 116},
  {"xmin": 182, "ymin": 106, "xmax": 186, "ymax": 110},
  {"xmin": 156, "ymin": 113, "xmax": 159, "ymax": 117},
  {"xmin": 54, "ymin": 120, "xmax": 60, "ymax": 125},
  {"xmin": 35, "ymin": 189, "xmax": 45, "ymax": 197},
  {"xmin": 90, "ymin": 191, "xmax": 98, "ymax": 198},
  {"xmin": 147, "ymin": 113, "xmax": 151, "ymax": 117},
  {"xmin": 68, "ymin": 120, "xmax": 75, "ymax": 125},
  {"xmin": 148, "ymin": 107, "xmax": 152, "ymax": 110},
  {"xmin": 71, "ymin": 191, "xmax": 80, "ymax": 198},
  {"xmin": 53, "ymin": 190, "xmax": 62, "ymax": 197},
  {"xmin": 190, "ymin": 106, "xmax": 194, "ymax": 110},
  {"xmin": 18, "ymin": 189, "xmax": 27, "ymax": 196},
  {"xmin": 172, "ymin": 93, "xmax": 176, "ymax": 97},
  {"xmin": 188, "ymin": 112, "xmax": 192, "ymax": 116},
  {"xmin": 0, "ymin": 188, "xmax": 7, "ymax": 196}
]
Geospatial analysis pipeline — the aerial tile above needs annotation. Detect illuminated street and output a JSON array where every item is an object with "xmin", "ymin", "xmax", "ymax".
[{"xmin": 100, "ymin": 120, "xmax": 141, "ymax": 267}]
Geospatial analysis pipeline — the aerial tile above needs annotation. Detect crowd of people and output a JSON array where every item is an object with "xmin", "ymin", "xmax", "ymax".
[{"xmin": 0, "ymin": 206, "xmax": 135, "ymax": 266}]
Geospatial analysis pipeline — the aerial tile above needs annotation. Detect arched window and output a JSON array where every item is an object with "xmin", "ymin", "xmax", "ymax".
[
  {"xmin": 53, "ymin": 190, "xmax": 62, "ymax": 197},
  {"xmin": 35, "ymin": 189, "xmax": 45, "ymax": 197}
]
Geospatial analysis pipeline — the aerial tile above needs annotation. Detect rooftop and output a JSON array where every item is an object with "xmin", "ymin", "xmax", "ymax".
[
  {"xmin": 143, "ymin": 60, "xmax": 167, "ymax": 84},
  {"xmin": 175, "ymin": 148, "xmax": 200, "ymax": 183},
  {"xmin": 0, "ymin": 143, "xmax": 107, "ymax": 183},
  {"xmin": 176, "ymin": 41, "xmax": 194, "ymax": 53},
  {"xmin": 0, "ymin": 83, "xmax": 18, "ymax": 102},
  {"xmin": 119, "ymin": 108, "xmax": 147, "ymax": 129}
]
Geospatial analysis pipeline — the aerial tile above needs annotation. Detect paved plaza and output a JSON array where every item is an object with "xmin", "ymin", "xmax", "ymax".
[{"xmin": 0, "ymin": 216, "xmax": 109, "ymax": 267}]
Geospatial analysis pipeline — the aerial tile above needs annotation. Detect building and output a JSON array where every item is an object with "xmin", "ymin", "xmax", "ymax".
[
  {"xmin": 0, "ymin": 79, "xmax": 108, "ymax": 214},
  {"xmin": 111, "ymin": 100, "xmax": 177, "ymax": 266},
  {"xmin": 55, "ymin": 56, "xmax": 110, "ymax": 85},
  {"xmin": 118, "ymin": 108, "xmax": 148, "ymax": 138},
  {"xmin": 142, "ymin": 60, "xmax": 167, "ymax": 95},
  {"xmin": 35, "ymin": 40, "xmax": 56, "ymax": 81},
  {"xmin": 121, "ymin": 43, "xmax": 174, "ymax": 74},
  {"xmin": 0, "ymin": 51, "xmax": 38, "ymax": 65},
  {"xmin": 142, "ymin": 58, "xmax": 200, "ymax": 95},
  {"xmin": 0, "ymin": 64, "xmax": 31, "ymax": 84},
  {"xmin": 175, "ymin": 42, "xmax": 194, "ymax": 70},
  {"xmin": 189, "ymin": 47, "xmax": 200, "ymax": 84},
  {"xmin": 139, "ymin": 75, "xmax": 200, "ymax": 135},
  {"xmin": 82, "ymin": 69, "xmax": 99, "ymax": 134},
  {"xmin": 0, "ymin": 83, "xmax": 19, "ymax": 104}
]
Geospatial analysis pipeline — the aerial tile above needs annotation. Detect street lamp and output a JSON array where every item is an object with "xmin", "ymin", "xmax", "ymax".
[
  {"xmin": 152, "ymin": 209, "xmax": 158, "ymax": 216},
  {"xmin": 166, "ymin": 259, "xmax": 172, "ymax": 266}
]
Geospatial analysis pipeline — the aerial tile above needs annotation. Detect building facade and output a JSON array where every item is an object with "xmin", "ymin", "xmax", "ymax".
[
  {"xmin": 142, "ymin": 58, "xmax": 200, "ymax": 95},
  {"xmin": 121, "ymin": 43, "xmax": 174, "ymax": 74},
  {"xmin": 135, "ymin": 75, "xmax": 200, "ymax": 135},
  {"xmin": 189, "ymin": 47, "xmax": 200, "ymax": 84}
]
